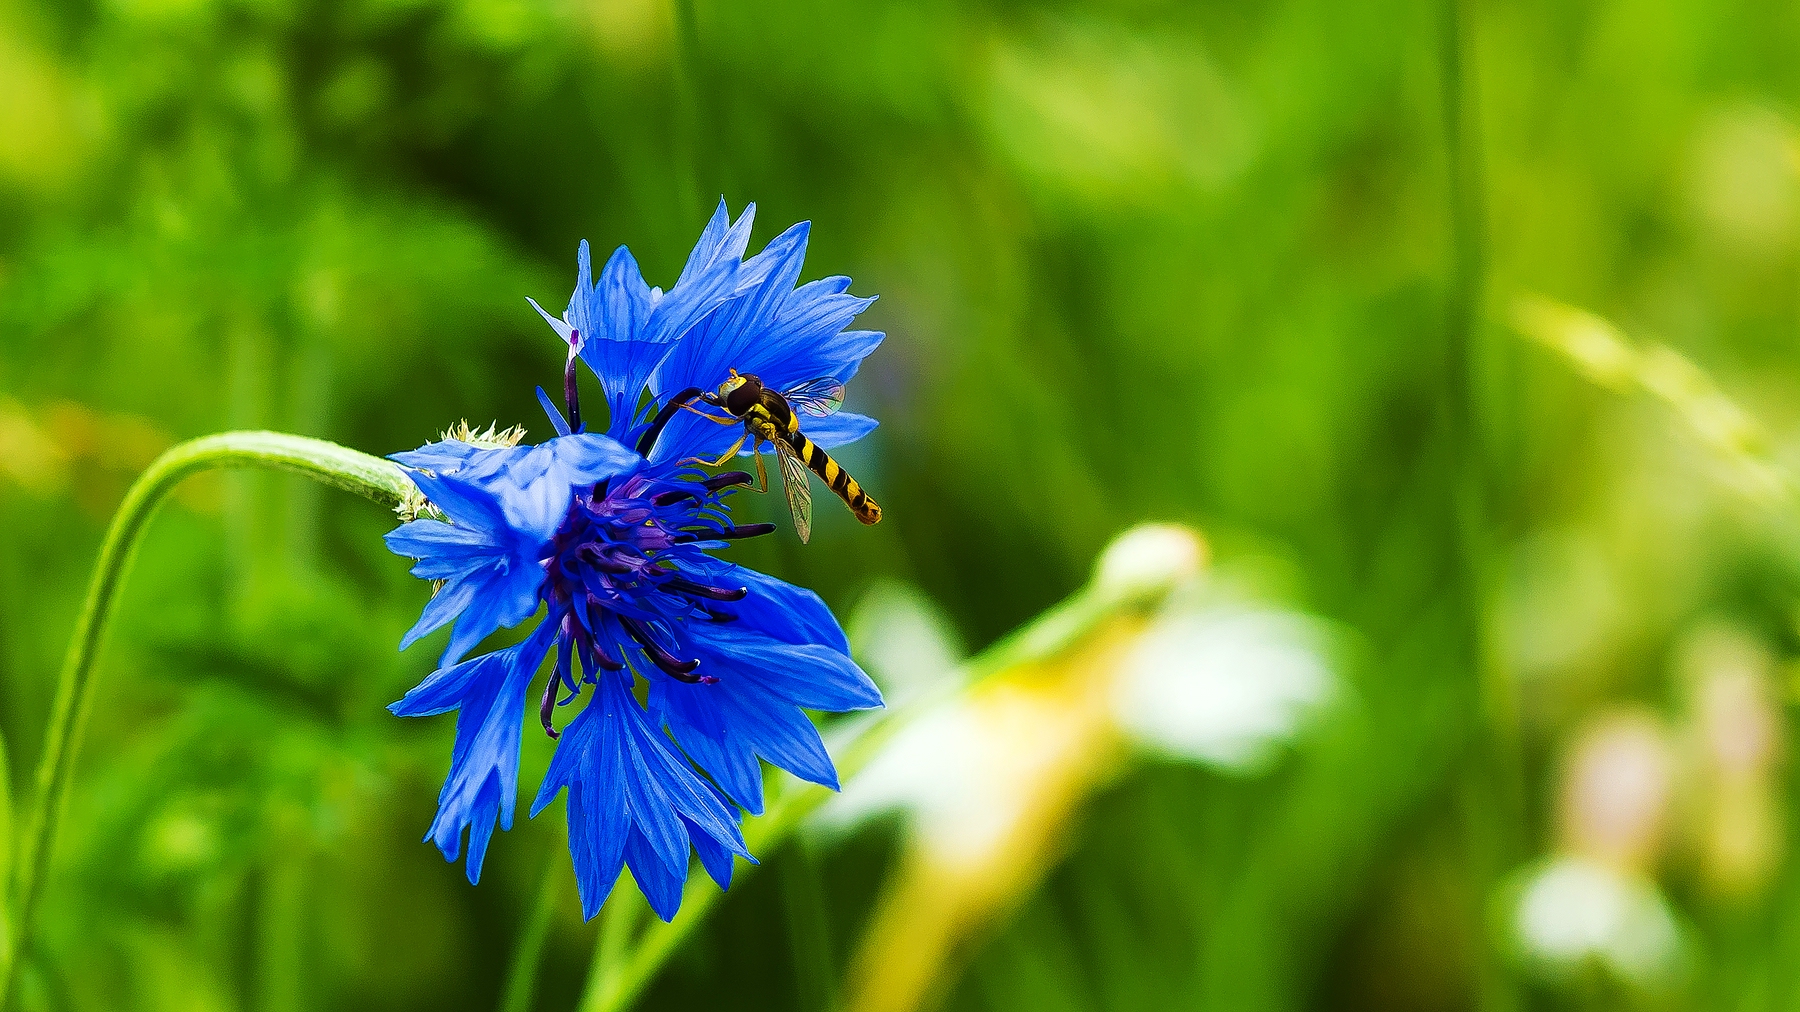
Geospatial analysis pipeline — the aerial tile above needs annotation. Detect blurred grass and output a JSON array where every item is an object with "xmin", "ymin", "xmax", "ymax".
[{"xmin": 3, "ymin": 0, "xmax": 1800, "ymax": 1010}]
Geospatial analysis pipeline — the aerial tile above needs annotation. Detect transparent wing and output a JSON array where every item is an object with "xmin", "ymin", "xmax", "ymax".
[
  {"xmin": 773, "ymin": 439, "xmax": 814, "ymax": 543},
  {"xmin": 781, "ymin": 377, "xmax": 846, "ymax": 418}
]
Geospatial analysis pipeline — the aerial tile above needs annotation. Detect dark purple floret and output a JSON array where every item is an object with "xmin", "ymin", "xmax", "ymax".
[{"xmin": 534, "ymin": 467, "xmax": 767, "ymax": 707}]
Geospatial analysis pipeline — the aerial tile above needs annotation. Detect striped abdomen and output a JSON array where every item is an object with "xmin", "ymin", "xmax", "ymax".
[{"xmin": 780, "ymin": 423, "xmax": 881, "ymax": 525}]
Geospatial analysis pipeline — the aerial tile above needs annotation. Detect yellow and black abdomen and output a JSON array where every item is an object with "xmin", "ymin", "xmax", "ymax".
[
  {"xmin": 745, "ymin": 390, "xmax": 881, "ymax": 526},
  {"xmin": 786, "ymin": 429, "xmax": 881, "ymax": 525}
]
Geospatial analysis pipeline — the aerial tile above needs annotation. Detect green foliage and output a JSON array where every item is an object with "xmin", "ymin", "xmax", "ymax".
[{"xmin": 3, "ymin": 0, "xmax": 1800, "ymax": 1010}]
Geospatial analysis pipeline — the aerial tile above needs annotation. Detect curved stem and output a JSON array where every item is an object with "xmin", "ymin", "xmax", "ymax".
[{"xmin": 0, "ymin": 431, "xmax": 413, "ymax": 1002}]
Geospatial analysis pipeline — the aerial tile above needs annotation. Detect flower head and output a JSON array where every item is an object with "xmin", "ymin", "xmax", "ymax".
[{"xmin": 386, "ymin": 202, "xmax": 885, "ymax": 920}]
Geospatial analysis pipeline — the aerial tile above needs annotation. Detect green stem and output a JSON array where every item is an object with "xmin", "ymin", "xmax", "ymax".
[
  {"xmin": 257, "ymin": 807, "xmax": 308, "ymax": 1012},
  {"xmin": 0, "ymin": 730, "xmax": 11, "ymax": 982},
  {"xmin": 580, "ymin": 555, "xmax": 1180, "ymax": 1012},
  {"xmin": 0, "ymin": 431, "xmax": 412, "ymax": 1005},
  {"xmin": 580, "ymin": 880, "xmax": 646, "ymax": 1012},
  {"xmin": 778, "ymin": 836, "xmax": 837, "ymax": 1012},
  {"xmin": 669, "ymin": 0, "xmax": 706, "ymax": 226},
  {"xmin": 1438, "ymin": 5, "xmax": 1525, "ymax": 1011},
  {"xmin": 499, "ymin": 843, "xmax": 570, "ymax": 1012}
]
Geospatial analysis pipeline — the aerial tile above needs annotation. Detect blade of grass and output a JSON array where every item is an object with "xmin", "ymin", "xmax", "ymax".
[
  {"xmin": 579, "ymin": 879, "xmax": 648, "ymax": 1012},
  {"xmin": 0, "ymin": 731, "xmax": 10, "ymax": 979},
  {"xmin": 1510, "ymin": 295, "xmax": 1793, "ymax": 502},
  {"xmin": 499, "ymin": 842, "xmax": 570, "ymax": 1012},
  {"xmin": 1439, "ymin": 4, "xmax": 1527, "ymax": 1009},
  {"xmin": 779, "ymin": 836, "xmax": 838, "ymax": 1012}
]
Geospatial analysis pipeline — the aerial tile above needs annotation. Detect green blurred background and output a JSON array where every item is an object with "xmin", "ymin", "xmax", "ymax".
[{"xmin": 4, "ymin": 0, "xmax": 1800, "ymax": 1008}]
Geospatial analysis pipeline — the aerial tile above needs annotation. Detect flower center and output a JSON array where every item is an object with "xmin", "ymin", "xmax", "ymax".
[{"xmin": 535, "ymin": 469, "xmax": 774, "ymax": 737}]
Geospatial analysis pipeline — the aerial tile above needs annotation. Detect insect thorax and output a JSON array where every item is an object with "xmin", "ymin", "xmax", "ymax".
[{"xmin": 743, "ymin": 407, "xmax": 785, "ymax": 443}]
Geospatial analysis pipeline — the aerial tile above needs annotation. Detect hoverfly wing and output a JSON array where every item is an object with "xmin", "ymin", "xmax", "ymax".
[
  {"xmin": 773, "ymin": 439, "xmax": 814, "ymax": 543},
  {"xmin": 781, "ymin": 377, "xmax": 846, "ymax": 418}
]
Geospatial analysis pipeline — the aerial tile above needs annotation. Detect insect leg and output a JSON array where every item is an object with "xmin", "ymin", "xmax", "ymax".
[
  {"xmin": 684, "ymin": 431, "xmax": 748, "ymax": 469},
  {"xmin": 679, "ymin": 402, "xmax": 741, "ymax": 426}
]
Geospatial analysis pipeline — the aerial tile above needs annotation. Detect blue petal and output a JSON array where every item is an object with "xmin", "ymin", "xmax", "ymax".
[
  {"xmin": 536, "ymin": 386, "xmax": 573, "ymax": 437},
  {"xmin": 396, "ymin": 570, "xmax": 482, "ymax": 653},
  {"xmin": 391, "ymin": 439, "xmax": 487, "ymax": 475},
  {"xmin": 651, "ymin": 618, "xmax": 880, "ymax": 812},
  {"xmin": 723, "ymin": 566, "xmax": 851, "ymax": 653},
  {"xmin": 562, "ymin": 206, "xmax": 762, "ymax": 441},
  {"xmin": 527, "ymin": 295, "xmax": 577, "ymax": 347},
  {"xmin": 675, "ymin": 198, "xmax": 757, "ymax": 290},
  {"xmin": 652, "ymin": 671, "xmax": 837, "ymax": 813},
  {"xmin": 651, "ymin": 222, "xmax": 812, "ymax": 401},
  {"xmin": 478, "ymin": 434, "xmax": 640, "ymax": 540},
  {"xmin": 384, "ymin": 518, "xmax": 498, "ymax": 560},
  {"xmin": 624, "ymin": 827, "xmax": 687, "ymax": 922},
  {"xmin": 617, "ymin": 729, "xmax": 693, "ymax": 877},
  {"xmin": 578, "ymin": 244, "xmax": 659, "ymax": 434},
  {"xmin": 412, "ymin": 619, "xmax": 557, "ymax": 883},
  {"xmin": 439, "ymin": 570, "xmax": 544, "ymax": 669},
  {"xmin": 686, "ymin": 815, "xmax": 737, "ymax": 890},
  {"xmin": 532, "ymin": 671, "xmax": 750, "ymax": 921},
  {"xmin": 815, "ymin": 330, "xmax": 885, "ymax": 383},
  {"xmin": 682, "ymin": 781, "xmax": 747, "ymax": 889},
  {"xmin": 640, "ymin": 217, "xmax": 882, "ymax": 464},
  {"xmin": 785, "ymin": 412, "xmax": 876, "ymax": 451},
  {"xmin": 405, "ymin": 469, "xmax": 514, "ymax": 535},
  {"xmin": 391, "ymin": 634, "xmax": 526, "ymax": 717},
  {"xmin": 388, "ymin": 439, "xmax": 636, "ymax": 661},
  {"xmin": 693, "ymin": 624, "xmax": 882, "ymax": 712},
  {"xmin": 553, "ymin": 726, "xmax": 630, "ymax": 920},
  {"xmin": 650, "ymin": 680, "xmax": 765, "ymax": 812},
  {"xmin": 386, "ymin": 487, "xmax": 546, "ymax": 666},
  {"xmin": 459, "ymin": 778, "xmax": 503, "ymax": 885}
]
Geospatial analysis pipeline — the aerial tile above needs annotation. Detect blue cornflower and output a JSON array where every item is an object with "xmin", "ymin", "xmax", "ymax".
[{"xmin": 385, "ymin": 201, "xmax": 886, "ymax": 920}]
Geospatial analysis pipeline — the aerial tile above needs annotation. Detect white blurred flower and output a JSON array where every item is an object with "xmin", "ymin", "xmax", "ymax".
[
  {"xmin": 1092, "ymin": 523, "xmax": 1208, "ymax": 603},
  {"xmin": 1512, "ymin": 857, "xmax": 1685, "ymax": 988},
  {"xmin": 826, "ymin": 528, "xmax": 1344, "ymax": 1012},
  {"xmin": 1111, "ymin": 605, "xmax": 1336, "ymax": 772},
  {"xmin": 823, "ymin": 591, "xmax": 1337, "ymax": 845}
]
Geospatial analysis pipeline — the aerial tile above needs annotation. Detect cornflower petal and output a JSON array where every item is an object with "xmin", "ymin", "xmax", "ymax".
[
  {"xmin": 532, "ymin": 672, "xmax": 750, "ymax": 921},
  {"xmin": 389, "ymin": 203, "xmax": 885, "ymax": 918},
  {"xmin": 643, "ymin": 213, "xmax": 884, "ymax": 465},
  {"xmin": 391, "ymin": 439, "xmax": 488, "ymax": 475},
  {"xmin": 787, "ymin": 411, "xmax": 879, "ymax": 452},
  {"xmin": 407, "ymin": 619, "xmax": 558, "ymax": 883},
  {"xmin": 648, "ymin": 568, "xmax": 879, "ymax": 812},
  {"xmin": 533, "ymin": 201, "xmax": 763, "ymax": 444},
  {"xmin": 386, "ymin": 471, "xmax": 545, "ymax": 666}
]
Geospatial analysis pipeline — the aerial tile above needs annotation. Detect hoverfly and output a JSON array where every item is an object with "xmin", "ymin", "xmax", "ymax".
[{"xmin": 680, "ymin": 370, "xmax": 881, "ymax": 544}]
